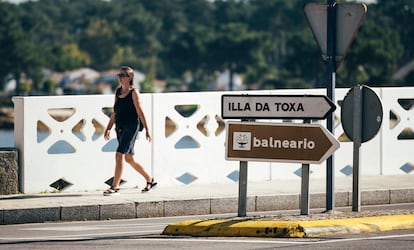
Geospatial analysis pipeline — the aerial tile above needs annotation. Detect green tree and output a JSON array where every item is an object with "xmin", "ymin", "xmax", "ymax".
[
  {"xmin": 165, "ymin": 25, "xmax": 214, "ymax": 90},
  {"xmin": 120, "ymin": 4, "xmax": 162, "ymax": 81},
  {"xmin": 339, "ymin": 19, "xmax": 403, "ymax": 86},
  {"xmin": 79, "ymin": 19, "xmax": 119, "ymax": 70},
  {"xmin": 52, "ymin": 44, "xmax": 91, "ymax": 71},
  {"xmin": 0, "ymin": 3, "xmax": 42, "ymax": 94},
  {"xmin": 377, "ymin": 0, "xmax": 414, "ymax": 63},
  {"xmin": 206, "ymin": 23, "xmax": 269, "ymax": 90},
  {"xmin": 1, "ymin": 0, "xmax": 412, "ymax": 94},
  {"xmin": 283, "ymin": 30, "xmax": 324, "ymax": 88}
]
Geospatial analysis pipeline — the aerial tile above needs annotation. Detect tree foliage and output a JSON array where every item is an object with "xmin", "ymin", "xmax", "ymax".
[{"xmin": 0, "ymin": 0, "xmax": 412, "ymax": 93}]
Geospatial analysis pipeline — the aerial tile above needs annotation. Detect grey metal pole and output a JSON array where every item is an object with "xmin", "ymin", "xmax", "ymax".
[
  {"xmin": 300, "ymin": 163, "xmax": 310, "ymax": 215},
  {"xmin": 352, "ymin": 86, "xmax": 362, "ymax": 212},
  {"xmin": 326, "ymin": 0, "xmax": 337, "ymax": 211},
  {"xmin": 238, "ymin": 161, "xmax": 248, "ymax": 217},
  {"xmin": 301, "ymin": 119, "xmax": 311, "ymax": 215},
  {"xmin": 237, "ymin": 118, "xmax": 254, "ymax": 217}
]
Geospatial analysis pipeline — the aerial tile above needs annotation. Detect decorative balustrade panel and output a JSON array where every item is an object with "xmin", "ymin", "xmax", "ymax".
[
  {"xmin": 381, "ymin": 87, "xmax": 414, "ymax": 175},
  {"xmin": 13, "ymin": 87, "xmax": 414, "ymax": 193},
  {"xmin": 13, "ymin": 95, "xmax": 153, "ymax": 193}
]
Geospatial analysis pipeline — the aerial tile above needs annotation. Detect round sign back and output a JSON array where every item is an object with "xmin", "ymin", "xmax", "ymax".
[{"xmin": 341, "ymin": 85, "xmax": 383, "ymax": 143}]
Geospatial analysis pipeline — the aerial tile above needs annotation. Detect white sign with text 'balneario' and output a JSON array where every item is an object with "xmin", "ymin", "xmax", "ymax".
[{"xmin": 221, "ymin": 95, "xmax": 336, "ymax": 120}]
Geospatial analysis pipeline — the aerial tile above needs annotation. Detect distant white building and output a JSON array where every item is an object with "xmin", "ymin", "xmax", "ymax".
[
  {"xmin": 4, "ymin": 79, "xmax": 16, "ymax": 93},
  {"xmin": 59, "ymin": 67, "xmax": 100, "ymax": 87},
  {"xmin": 215, "ymin": 70, "xmax": 244, "ymax": 91}
]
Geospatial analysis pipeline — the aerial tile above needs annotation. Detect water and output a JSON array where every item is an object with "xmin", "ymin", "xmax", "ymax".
[
  {"xmin": 0, "ymin": 129, "xmax": 198, "ymax": 149},
  {"xmin": 0, "ymin": 130, "xmax": 14, "ymax": 147}
]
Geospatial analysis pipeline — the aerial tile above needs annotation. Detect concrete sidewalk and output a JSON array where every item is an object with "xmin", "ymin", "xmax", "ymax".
[{"xmin": 1, "ymin": 175, "xmax": 414, "ymax": 236}]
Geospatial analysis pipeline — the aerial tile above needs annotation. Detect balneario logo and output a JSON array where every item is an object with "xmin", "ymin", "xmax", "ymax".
[{"xmin": 233, "ymin": 132, "xmax": 251, "ymax": 151}]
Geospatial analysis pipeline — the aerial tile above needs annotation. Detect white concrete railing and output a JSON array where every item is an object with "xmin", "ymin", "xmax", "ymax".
[{"xmin": 13, "ymin": 87, "xmax": 414, "ymax": 193}]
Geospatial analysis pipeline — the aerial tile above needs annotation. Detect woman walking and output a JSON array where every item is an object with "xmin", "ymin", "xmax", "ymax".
[{"xmin": 103, "ymin": 66, "xmax": 156, "ymax": 195}]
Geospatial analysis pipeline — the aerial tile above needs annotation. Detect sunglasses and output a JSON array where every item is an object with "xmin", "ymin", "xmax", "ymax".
[{"xmin": 117, "ymin": 73, "xmax": 129, "ymax": 78}]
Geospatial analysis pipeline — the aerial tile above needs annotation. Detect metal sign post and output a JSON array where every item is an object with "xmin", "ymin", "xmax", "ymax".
[
  {"xmin": 238, "ymin": 160, "xmax": 248, "ymax": 217},
  {"xmin": 352, "ymin": 86, "xmax": 362, "ymax": 212},
  {"xmin": 304, "ymin": 0, "xmax": 367, "ymax": 212},
  {"xmin": 237, "ymin": 118, "xmax": 251, "ymax": 217},
  {"xmin": 326, "ymin": 0, "xmax": 337, "ymax": 212},
  {"xmin": 301, "ymin": 119, "xmax": 311, "ymax": 215},
  {"xmin": 341, "ymin": 85, "xmax": 383, "ymax": 212}
]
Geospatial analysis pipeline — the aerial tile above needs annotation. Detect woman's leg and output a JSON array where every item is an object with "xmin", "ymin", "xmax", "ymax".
[
  {"xmin": 124, "ymin": 154, "xmax": 152, "ymax": 182},
  {"xmin": 112, "ymin": 152, "xmax": 124, "ymax": 188}
]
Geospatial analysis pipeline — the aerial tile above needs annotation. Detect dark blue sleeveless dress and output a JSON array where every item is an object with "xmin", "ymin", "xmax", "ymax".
[{"xmin": 114, "ymin": 88, "xmax": 140, "ymax": 154}]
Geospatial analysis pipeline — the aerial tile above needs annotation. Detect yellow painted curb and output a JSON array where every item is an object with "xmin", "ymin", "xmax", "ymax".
[
  {"xmin": 162, "ymin": 219, "xmax": 305, "ymax": 237},
  {"xmin": 162, "ymin": 214, "xmax": 414, "ymax": 238},
  {"xmin": 301, "ymin": 214, "xmax": 414, "ymax": 237}
]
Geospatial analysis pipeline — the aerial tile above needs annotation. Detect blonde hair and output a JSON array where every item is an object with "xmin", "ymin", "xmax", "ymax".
[{"xmin": 121, "ymin": 66, "xmax": 134, "ymax": 86}]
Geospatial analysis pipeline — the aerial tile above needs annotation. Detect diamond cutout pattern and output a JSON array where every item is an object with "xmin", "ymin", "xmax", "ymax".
[
  {"xmin": 215, "ymin": 115, "xmax": 225, "ymax": 136},
  {"xmin": 175, "ymin": 136, "xmax": 200, "ymax": 149},
  {"xmin": 175, "ymin": 104, "xmax": 199, "ymax": 117},
  {"xmin": 227, "ymin": 170, "xmax": 239, "ymax": 182},
  {"xmin": 400, "ymin": 162, "xmax": 414, "ymax": 174},
  {"xmin": 294, "ymin": 167, "xmax": 313, "ymax": 177},
  {"xmin": 197, "ymin": 115, "xmax": 209, "ymax": 136},
  {"xmin": 50, "ymin": 178, "xmax": 73, "ymax": 191},
  {"xmin": 105, "ymin": 177, "xmax": 127, "ymax": 187},
  {"xmin": 340, "ymin": 165, "xmax": 353, "ymax": 176},
  {"xmin": 176, "ymin": 172, "xmax": 198, "ymax": 185},
  {"xmin": 389, "ymin": 110, "xmax": 400, "ymax": 129},
  {"xmin": 102, "ymin": 107, "xmax": 113, "ymax": 118},
  {"xmin": 397, "ymin": 98, "xmax": 414, "ymax": 111},
  {"xmin": 92, "ymin": 118, "xmax": 105, "ymax": 141},
  {"xmin": 37, "ymin": 120, "xmax": 51, "ymax": 143},
  {"xmin": 398, "ymin": 128, "xmax": 414, "ymax": 140},
  {"xmin": 165, "ymin": 116, "xmax": 177, "ymax": 137},
  {"xmin": 102, "ymin": 138, "xmax": 118, "ymax": 152},
  {"xmin": 72, "ymin": 119, "xmax": 86, "ymax": 141},
  {"xmin": 294, "ymin": 168, "xmax": 302, "ymax": 177},
  {"xmin": 47, "ymin": 140, "xmax": 76, "ymax": 154},
  {"xmin": 48, "ymin": 108, "xmax": 75, "ymax": 122}
]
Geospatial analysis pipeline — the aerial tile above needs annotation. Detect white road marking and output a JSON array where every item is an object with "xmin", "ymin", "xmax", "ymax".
[
  {"xmin": 4, "ymin": 232, "xmax": 413, "ymax": 245},
  {"xmin": 21, "ymin": 222, "xmax": 166, "ymax": 232},
  {"xmin": 314, "ymin": 233, "xmax": 414, "ymax": 244},
  {"xmin": 85, "ymin": 233, "xmax": 414, "ymax": 245},
  {"xmin": 0, "ymin": 230, "xmax": 161, "ymax": 241}
]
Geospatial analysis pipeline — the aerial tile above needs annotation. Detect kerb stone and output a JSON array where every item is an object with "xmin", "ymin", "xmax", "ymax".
[
  {"xmin": 61, "ymin": 205, "xmax": 100, "ymax": 221},
  {"xmin": 136, "ymin": 201, "xmax": 164, "ymax": 218},
  {"xmin": 4, "ymin": 207, "xmax": 60, "ymax": 224},
  {"xmin": 164, "ymin": 199, "xmax": 210, "ymax": 216},
  {"xmin": 100, "ymin": 203, "xmax": 135, "ymax": 220}
]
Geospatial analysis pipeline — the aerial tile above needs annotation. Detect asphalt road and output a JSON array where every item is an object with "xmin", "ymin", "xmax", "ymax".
[{"xmin": 1, "ymin": 204, "xmax": 414, "ymax": 249}]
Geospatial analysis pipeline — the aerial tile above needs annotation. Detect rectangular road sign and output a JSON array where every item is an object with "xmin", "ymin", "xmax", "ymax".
[
  {"xmin": 225, "ymin": 121, "xmax": 340, "ymax": 164},
  {"xmin": 221, "ymin": 94, "xmax": 336, "ymax": 119}
]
